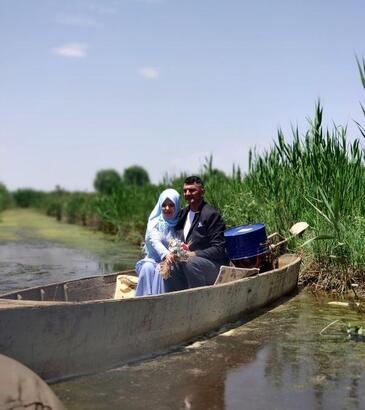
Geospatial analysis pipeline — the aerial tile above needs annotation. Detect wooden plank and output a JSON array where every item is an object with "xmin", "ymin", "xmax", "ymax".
[{"xmin": 214, "ymin": 265, "xmax": 259, "ymax": 285}]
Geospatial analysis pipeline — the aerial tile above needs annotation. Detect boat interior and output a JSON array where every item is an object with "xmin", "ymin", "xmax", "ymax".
[
  {"xmin": 0, "ymin": 254, "xmax": 299, "ymax": 304},
  {"xmin": 0, "ymin": 270, "xmax": 135, "ymax": 303}
]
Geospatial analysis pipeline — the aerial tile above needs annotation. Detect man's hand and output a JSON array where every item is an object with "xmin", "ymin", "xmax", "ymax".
[{"xmin": 186, "ymin": 251, "xmax": 196, "ymax": 258}]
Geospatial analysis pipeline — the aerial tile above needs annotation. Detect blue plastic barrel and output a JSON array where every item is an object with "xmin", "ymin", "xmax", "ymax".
[{"xmin": 224, "ymin": 223, "xmax": 269, "ymax": 261}]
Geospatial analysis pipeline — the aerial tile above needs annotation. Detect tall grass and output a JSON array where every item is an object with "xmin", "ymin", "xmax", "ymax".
[
  {"xmin": 247, "ymin": 101, "xmax": 365, "ymax": 292},
  {"xmin": 94, "ymin": 183, "xmax": 161, "ymax": 241},
  {"xmin": 248, "ymin": 104, "xmax": 365, "ymax": 227}
]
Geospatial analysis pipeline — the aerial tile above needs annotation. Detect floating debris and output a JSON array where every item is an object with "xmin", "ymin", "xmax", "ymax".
[{"xmin": 328, "ymin": 301, "xmax": 360, "ymax": 307}]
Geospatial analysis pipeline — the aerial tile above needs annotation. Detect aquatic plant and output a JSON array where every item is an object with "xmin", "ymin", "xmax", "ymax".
[
  {"xmin": 346, "ymin": 323, "xmax": 365, "ymax": 341},
  {"xmin": 319, "ymin": 318, "xmax": 365, "ymax": 342}
]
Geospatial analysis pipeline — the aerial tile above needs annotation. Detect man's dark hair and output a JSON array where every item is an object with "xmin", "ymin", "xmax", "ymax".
[{"xmin": 184, "ymin": 175, "xmax": 204, "ymax": 187}]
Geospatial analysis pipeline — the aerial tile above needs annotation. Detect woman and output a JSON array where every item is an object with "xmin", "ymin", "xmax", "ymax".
[{"xmin": 135, "ymin": 188, "xmax": 180, "ymax": 296}]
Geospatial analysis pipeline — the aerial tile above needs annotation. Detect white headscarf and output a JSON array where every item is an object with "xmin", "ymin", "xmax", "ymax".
[{"xmin": 146, "ymin": 188, "xmax": 180, "ymax": 232}]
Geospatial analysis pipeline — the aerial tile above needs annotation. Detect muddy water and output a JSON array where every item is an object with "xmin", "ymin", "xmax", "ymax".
[
  {"xmin": 53, "ymin": 292, "xmax": 365, "ymax": 410},
  {"xmin": 0, "ymin": 209, "xmax": 140, "ymax": 293}
]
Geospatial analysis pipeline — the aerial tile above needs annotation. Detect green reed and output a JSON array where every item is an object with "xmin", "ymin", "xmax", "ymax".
[
  {"xmin": 94, "ymin": 183, "xmax": 161, "ymax": 241},
  {"xmin": 246, "ymin": 100, "xmax": 365, "ymax": 292}
]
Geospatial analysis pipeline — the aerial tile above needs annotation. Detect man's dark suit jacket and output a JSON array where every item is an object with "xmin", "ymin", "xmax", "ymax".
[{"xmin": 175, "ymin": 201, "xmax": 229, "ymax": 266}]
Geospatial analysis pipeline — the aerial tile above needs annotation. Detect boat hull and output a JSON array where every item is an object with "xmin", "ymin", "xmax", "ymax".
[{"xmin": 0, "ymin": 255, "xmax": 301, "ymax": 382}]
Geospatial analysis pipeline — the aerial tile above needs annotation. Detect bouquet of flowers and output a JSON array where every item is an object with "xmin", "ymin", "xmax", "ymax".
[{"xmin": 159, "ymin": 238, "xmax": 191, "ymax": 279}]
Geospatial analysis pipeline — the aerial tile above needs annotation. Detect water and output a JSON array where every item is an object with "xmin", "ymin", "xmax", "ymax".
[
  {"xmin": 53, "ymin": 293, "xmax": 365, "ymax": 409},
  {"xmin": 0, "ymin": 209, "xmax": 140, "ymax": 293},
  {"xmin": 2, "ymin": 210, "xmax": 365, "ymax": 409}
]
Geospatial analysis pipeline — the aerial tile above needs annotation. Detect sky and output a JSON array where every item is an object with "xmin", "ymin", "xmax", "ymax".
[{"xmin": 1, "ymin": 0, "xmax": 365, "ymax": 191}]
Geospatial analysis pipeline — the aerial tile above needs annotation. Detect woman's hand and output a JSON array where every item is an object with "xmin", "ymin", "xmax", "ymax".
[{"xmin": 165, "ymin": 253, "xmax": 175, "ymax": 266}]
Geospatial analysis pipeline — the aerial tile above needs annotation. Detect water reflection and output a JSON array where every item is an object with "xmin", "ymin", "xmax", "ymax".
[
  {"xmin": 0, "ymin": 217, "xmax": 140, "ymax": 293},
  {"xmin": 0, "ymin": 240, "xmax": 139, "ymax": 293},
  {"xmin": 54, "ymin": 292, "xmax": 365, "ymax": 410},
  {"xmin": 224, "ymin": 294, "xmax": 365, "ymax": 410}
]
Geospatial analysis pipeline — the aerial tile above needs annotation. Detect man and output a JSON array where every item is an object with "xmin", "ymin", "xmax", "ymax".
[{"xmin": 164, "ymin": 176, "xmax": 229, "ymax": 291}]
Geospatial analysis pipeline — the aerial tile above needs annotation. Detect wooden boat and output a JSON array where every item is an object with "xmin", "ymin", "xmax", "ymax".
[{"xmin": 0, "ymin": 254, "xmax": 301, "ymax": 382}]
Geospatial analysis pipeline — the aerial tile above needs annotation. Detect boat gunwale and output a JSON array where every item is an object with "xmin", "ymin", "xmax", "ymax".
[{"xmin": 0, "ymin": 255, "xmax": 301, "ymax": 309}]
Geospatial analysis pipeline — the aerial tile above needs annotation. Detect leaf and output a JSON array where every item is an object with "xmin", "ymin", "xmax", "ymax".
[
  {"xmin": 354, "ymin": 119, "xmax": 365, "ymax": 139},
  {"xmin": 299, "ymin": 234, "xmax": 335, "ymax": 248},
  {"xmin": 318, "ymin": 187, "xmax": 335, "ymax": 220},
  {"xmin": 356, "ymin": 55, "xmax": 365, "ymax": 89},
  {"xmin": 304, "ymin": 196, "xmax": 333, "ymax": 226}
]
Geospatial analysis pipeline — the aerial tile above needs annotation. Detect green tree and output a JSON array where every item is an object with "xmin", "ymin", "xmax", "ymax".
[
  {"xmin": 13, "ymin": 189, "xmax": 44, "ymax": 208},
  {"xmin": 93, "ymin": 169, "xmax": 122, "ymax": 195},
  {"xmin": 123, "ymin": 165, "xmax": 150, "ymax": 186},
  {"xmin": 0, "ymin": 183, "xmax": 11, "ymax": 211}
]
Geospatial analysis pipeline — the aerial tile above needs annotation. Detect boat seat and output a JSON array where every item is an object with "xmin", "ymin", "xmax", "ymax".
[
  {"xmin": 214, "ymin": 265, "xmax": 259, "ymax": 285},
  {"xmin": 114, "ymin": 275, "xmax": 138, "ymax": 299}
]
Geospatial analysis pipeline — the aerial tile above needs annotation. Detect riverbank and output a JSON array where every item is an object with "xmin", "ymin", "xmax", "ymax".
[{"xmin": 0, "ymin": 208, "xmax": 124, "ymax": 249}]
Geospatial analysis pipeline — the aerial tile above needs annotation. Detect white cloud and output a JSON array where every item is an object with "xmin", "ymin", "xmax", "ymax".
[
  {"xmin": 87, "ymin": 4, "xmax": 117, "ymax": 15},
  {"xmin": 134, "ymin": 0, "xmax": 166, "ymax": 3},
  {"xmin": 51, "ymin": 43, "xmax": 89, "ymax": 58},
  {"xmin": 57, "ymin": 15, "xmax": 100, "ymax": 27},
  {"xmin": 138, "ymin": 67, "xmax": 160, "ymax": 79}
]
